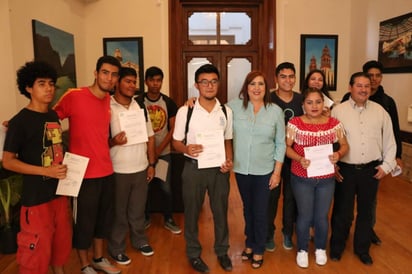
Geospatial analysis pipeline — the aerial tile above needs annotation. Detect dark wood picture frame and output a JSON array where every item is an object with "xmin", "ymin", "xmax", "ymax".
[
  {"xmin": 378, "ymin": 12, "xmax": 412, "ymax": 73},
  {"xmin": 32, "ymin": 19, "xmax": 77, "ymax": 106},
  {"xmin": 103, "ymin": 37, "xmax": 144, "ymax": 92},
  {"xmin": 300, "ymin": 34, "xmax": 338, "ymax": 91}
]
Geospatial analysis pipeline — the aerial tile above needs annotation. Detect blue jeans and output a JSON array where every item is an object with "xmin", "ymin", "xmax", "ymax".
[
  {"xmin": 236, "ymin": 172, "xmax": 271, "ymax": 255},
  {"xmin": 291, "ymin": 174, "xmax": 335, "ymax": 251}
]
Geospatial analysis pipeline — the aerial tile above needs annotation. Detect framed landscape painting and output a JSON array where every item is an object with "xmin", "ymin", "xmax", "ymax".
[
  {"xmin": 32, "ymin": 19, "xmax": 77, "ymax": 105},
  {"xmin": 103, "ymin": 37, "xmax": 144, "ymax": 92},
  {"xmin": 300, "ymin": 34, "xmax": 338, "ymax": 91}
]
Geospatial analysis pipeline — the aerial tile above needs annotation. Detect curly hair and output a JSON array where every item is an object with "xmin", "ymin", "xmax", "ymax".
[{"xmin": 16, "ymin": 61, "xmax": 57, "ymax": 99}]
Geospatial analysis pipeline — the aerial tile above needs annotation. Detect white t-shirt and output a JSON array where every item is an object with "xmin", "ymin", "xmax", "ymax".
[{"xmin": 110, "ymin": 96, "xmax": 154, "ymax": 173}]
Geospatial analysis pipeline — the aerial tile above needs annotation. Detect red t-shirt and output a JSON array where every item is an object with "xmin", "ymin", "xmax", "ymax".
[{"xmin": 54, "ymin": 87, "xmax": 113, "ymax": 178}]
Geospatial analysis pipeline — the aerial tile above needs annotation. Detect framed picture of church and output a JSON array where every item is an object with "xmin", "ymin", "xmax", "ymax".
[
  {"xmin": 300, "ymin": 34, "xmax": 338, "ymax": 91},
  {"xmin": 103, "ymin": 37, "xmax": 144, "ymax": 92}
]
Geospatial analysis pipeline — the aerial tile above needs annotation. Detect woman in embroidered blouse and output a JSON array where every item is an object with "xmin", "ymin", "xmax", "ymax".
[
  {"xmin": 286, "ymin": 88, "xmax": 348, "ymax": 268},
  {"xmin": 228, "ymin": 71, "xmax": 286, "ymax": 269}
]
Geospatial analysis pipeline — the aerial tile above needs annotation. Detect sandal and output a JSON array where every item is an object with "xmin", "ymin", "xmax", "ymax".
[
  {"xmin": 251, "ymin": 256, "xmax": 264, "ymax": 269},
  {"xmin": 241, "ymin": 250, "xmax": 253, "ymax": 261}
]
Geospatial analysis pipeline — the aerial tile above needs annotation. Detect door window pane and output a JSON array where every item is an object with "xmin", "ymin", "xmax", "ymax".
[
  {"xmin": 189, "ymin": 12, "xmax": 251, "ymax": 45},
  {"xmin": 187, "ymin": 58, "xmax": 212, "ymax": 99},
  {"xmin": 227, "ymin": 58, "xmax": 251, "ymax": 102}
]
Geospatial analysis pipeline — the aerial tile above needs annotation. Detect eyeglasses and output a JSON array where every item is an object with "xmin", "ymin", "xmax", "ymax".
[{"xmin": 197, "ymin": 79, "xmax": 219, "ymax": 87}]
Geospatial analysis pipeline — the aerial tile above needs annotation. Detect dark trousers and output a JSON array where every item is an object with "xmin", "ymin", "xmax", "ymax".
[
  {"xmin": 181, "ymin": 159, "xmax": 230, "ymax": 258},
  {"xmin": 330, "ymin": 162, "xmax": 379, "ymax": 255},
  {"xmin": 236, "ymin": 173, "xmax": 271, "ymax": 255},
  {"xmin": 267, "ymin": 159, "xmax": 296, "ymax": 241}
]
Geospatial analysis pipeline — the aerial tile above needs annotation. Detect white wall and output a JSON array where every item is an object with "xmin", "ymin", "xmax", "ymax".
[
  {"xmin": 1, "ymin": 0, "xmax": 411, "ymax": 132},
  {"xmin": 276, "ymin": 0, "xmax": 412, "ymax": 132}
]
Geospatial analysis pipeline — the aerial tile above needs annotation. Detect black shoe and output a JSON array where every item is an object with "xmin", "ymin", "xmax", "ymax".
[
  {"xmin": 218, "ymin": 254, "xmax": 233, "ymax": 271},
  {"xmin": 371, "ymin": 230, "xmax": 382, "ymax": 245},
  {"xmin": 357, "ymin": 253, "xmax": 373, "ymax": 265},
  {"xmin": 330, "ymin": 250, "xmax": 342, "ymax": 261},
  {"xmin": 189, "ymin": 257, "xmax": 210, "ymax": 273}
]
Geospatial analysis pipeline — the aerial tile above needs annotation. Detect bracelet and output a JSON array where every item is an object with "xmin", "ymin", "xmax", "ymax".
[{"xmin": 148, "ymin": 163, "xmax": 156, "ymax": 168}]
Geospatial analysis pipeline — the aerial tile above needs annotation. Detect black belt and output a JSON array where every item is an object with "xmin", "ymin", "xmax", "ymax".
[
  {"xmin": 185, "ymin": 156, "xmax": 198, "ymax": 164},
  {"xmin": 338, "ymin": 160, "xmax": 382, "ymax": 170}
]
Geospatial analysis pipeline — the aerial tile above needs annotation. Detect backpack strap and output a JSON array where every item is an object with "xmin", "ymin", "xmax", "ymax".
[
  {"xmin": 134, "ymin": 95, "xmax": 149, "ymax": 122},
  {"xmin": 184, "ymin": 103, "xmax": 227, "ymax": 144}
]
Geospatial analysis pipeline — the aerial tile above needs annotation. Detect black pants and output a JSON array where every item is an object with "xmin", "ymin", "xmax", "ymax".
[
  {"xmin": 330, "ymin": 162, "xmax": 379, "ymax": 255},
  {"xmin": 266, "ymin": 159, "xmax": 296, "ymax": 241}
]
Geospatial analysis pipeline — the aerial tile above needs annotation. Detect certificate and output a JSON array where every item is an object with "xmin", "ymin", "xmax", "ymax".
[
  {"xmin": 195, "ymin": 129, "xmax": 225, "ymax": 169},
  {"xmin": 118, "ymin": 109, "xmax": 148, "ymax": 146},
  {"xmin": 0, "ymin": 125, "xmax": 6, "ymax": 160},
  {"xmin": 56, "ymin": 152, "xmax": 89, "ymax": 197},
  {"xmin": 155, "ymin": 159, "xmax": 168, "ymax": 182},
  {"xmin": 304, "ymin": 144, "xmax": 334, "ymax": 177}
]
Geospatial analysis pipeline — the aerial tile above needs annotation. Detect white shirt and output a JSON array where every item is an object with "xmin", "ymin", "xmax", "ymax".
[
  {"xmin": 110, "ymin": 96, "xmax": 154, "ymax": 173},
  {"xmin": 173, "ymin": 98, "xmax": 233, "ymax": 157},
  {"xmin": 332, "ymin": 97, "xmax": 396, "ymax": 173}
]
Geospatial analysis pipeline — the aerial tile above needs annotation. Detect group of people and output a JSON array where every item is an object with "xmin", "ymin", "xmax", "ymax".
[
  {"xmin": 1, "ymin": 56, "xmax": 400, "ymax": 274},
  {"xmin": 2, "ymin": 57, "xmax": 181, "ymax": 274}
]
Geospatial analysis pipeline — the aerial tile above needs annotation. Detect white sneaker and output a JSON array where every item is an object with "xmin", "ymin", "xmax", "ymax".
[
  {"xmin": 315, "ymin": 249, "xmax": 327, "ymax": 265},
  {"xmin": 296, "ymin": 250, "xmax": 309, "ymax": 268},
  {"xmin": 81, "ymin": 266, "xmax": 97, "ymax": 274},
  {"xmin": 91, "ymin": 257, "xmax": 121, "ymax": 274}
]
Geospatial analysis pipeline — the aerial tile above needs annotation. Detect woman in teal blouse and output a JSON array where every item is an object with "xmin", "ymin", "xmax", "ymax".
[{"xmin": 227, "ymin": 71, "xmax": 286, "ymax": 269}]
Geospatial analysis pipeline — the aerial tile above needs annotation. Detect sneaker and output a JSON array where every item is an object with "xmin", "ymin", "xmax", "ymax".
[
  {"xmin": 81, "ymin": 265, "xmax": 97, "ymax": 274},
  {"xmin": 265, "ymin": 239, "xmax": 276, "ymax": 252},
  {"xmin": 138, "ymin": 244, "xmax": 154, "ymax": 256},
  {"xmin": 111, "ymin": 253, "xmax": 131, "ymax": 265},
  {"xmin": 296, "ymin": 250, "xmax": 309, "ymax": 268},
  {"xmin": 91, "ymin": 257, "xmax": 120, "ymax": 274},
  {"xmin": 144, "ymin": 218, "xmax": 151, "ymax": 230},
  {"xmin": 315, "ymin": 249, "xmax": 327, "ymax": 265},
  {"xmin": 283, "ymin": 233, "xmax": 293, "ymax": 250},
  {"xmin": 164, "ymin": 218, "xmax": 182, "ymax": 234}
]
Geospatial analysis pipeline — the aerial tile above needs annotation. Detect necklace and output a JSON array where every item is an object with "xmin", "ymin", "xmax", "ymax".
[{"xmin": 114, "ymin": 96, "xmax": 131, "ymax": 108}]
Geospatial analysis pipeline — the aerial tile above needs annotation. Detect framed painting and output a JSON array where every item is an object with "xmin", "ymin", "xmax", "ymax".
[
  {"xmin": 378, "ymin": 12, "xmax": 412, "ymax": 73},
  {"xmin": 103, "ymin": 37, "xmax": 144, "ymax": 92},
  {"xmin": 300, "ymin": 34, "xmax": 338, "ymax": 91},
  {"xmin": 32, "ymin": 19, "xmax": 77, "ymax": 106}
]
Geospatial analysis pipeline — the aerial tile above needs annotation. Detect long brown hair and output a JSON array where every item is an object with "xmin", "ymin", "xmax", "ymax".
[{"xmin": 238, "ymin": 71, "xmax": 271, "ymax": 109}]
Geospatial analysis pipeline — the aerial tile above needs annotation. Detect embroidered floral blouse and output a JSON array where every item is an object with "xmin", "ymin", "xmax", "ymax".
[{"xmin": 287, "ymin": 116, "xmax": 345, "ymax": 179}]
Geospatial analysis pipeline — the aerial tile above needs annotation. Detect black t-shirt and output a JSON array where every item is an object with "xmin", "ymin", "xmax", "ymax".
[
  {"xmin": 270, "ymin": 91, "xmax": 304, "ymax": 125},
  {"xmin": 4, "ymin": 108, "xmax": 63, "ymax": 206}
]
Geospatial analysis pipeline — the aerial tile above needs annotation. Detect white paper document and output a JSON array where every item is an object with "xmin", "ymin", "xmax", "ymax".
[
  {"xmin": 391, "ymin": 165, "xmax": 402, "ymax": 177},
  {"xmin": 195, "ymin": 129, "xmax": 226, "ymax": 169},
  {"xmin": 155, "ymin": 159, "xmax": 169, "ymax": 182},
  {"xmin": 304, "ymin": 144, "xmax": 334, "ymax": 177},
  {"xmin": 0, "ymin": 125, "xmax": 6, "ymax": 160},
  {"xmin": 323, "ymin": 94, "xmax": 335, "ymax": 108},
  {"xmin": 56, "ymin": 152, "xmax": 89, "ymax": 197},
  {"xmin": 118, "ymin": 110, "xmax": 148, "ymax": 146}
]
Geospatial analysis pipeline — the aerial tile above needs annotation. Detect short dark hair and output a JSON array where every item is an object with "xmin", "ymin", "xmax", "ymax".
[
  {"xmin": 195, "ymin": 64, "xmax": 220, "ymax": 82},
  {"xmin": 302, "ymin": 87, "xmax": 324, "ymax": 102},
  {"xmin": 362, "ymin": 60, "xmax": 383, "ymax": 73},
  {"xmin": 96, "ymin": 55, "xmax": 121, "ymax": 72},
  {"xmin": 349, "ymin": 72, "xmax": 370, "ymax": 86},
  {"xmin": 118, "ymin": 67, "xmax": 137, "ymax": 82},
  {"xmin": 275, "ymin": 62, "xmax": 296, "ymax": 76},
  {"xmin": 16, "ymin": 61, "xmax": 57, "ymax": 99},
  {"xmin": 145, "ymin": 66, "xmax": 164, "ymax": 80}
]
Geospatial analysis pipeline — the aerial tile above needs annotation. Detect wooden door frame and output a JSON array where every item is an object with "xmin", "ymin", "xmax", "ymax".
[{"xmin": 169, "ymin": 0, "xmax": 276, "ymax": 106}]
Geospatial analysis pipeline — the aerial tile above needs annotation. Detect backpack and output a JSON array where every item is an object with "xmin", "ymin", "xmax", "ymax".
[{"xmin": 184, "ymin": 103, "xmax": 227, "ymax": 144}]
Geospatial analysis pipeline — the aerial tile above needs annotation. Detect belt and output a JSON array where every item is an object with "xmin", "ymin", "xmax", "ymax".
[
  {"xmin": 185, "ymin": 156, "xmax": 198, "ymax": 164},
  {"xmin": 338, "ymin": 160, "xmax": 382, "ymax": 170}
]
